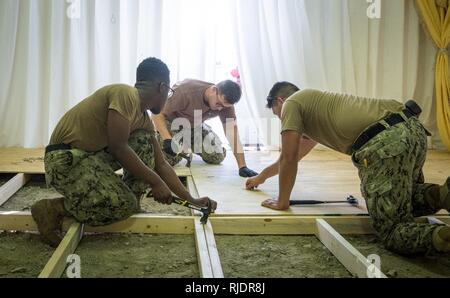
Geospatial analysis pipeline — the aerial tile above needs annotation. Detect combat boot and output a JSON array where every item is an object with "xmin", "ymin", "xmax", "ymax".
[{"xmin": 31, "ymin": 198, "xmax": 68, "ymax": 247}]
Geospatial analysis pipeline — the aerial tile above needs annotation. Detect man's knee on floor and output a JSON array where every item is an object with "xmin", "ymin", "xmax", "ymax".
[{"xmin": 201, "ymin": 149, "xmax": 226, "ymax": 165}]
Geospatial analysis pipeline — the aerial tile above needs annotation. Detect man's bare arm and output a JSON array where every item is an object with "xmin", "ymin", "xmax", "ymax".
[
  {"xmin": 261, "ymin": 130, "xmax": 301, "ymax": 210},
  {"xmin": 152, "ymin": 114, "xmax": 172, "ymax": 140}
]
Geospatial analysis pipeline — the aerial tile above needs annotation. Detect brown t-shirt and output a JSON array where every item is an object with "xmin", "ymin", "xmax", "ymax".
[
  {"xmin": 281, "ymin": 89, "xmax": 404, "ymax": 155},
  {"xmin": 161, "ymin": 79, "xmax": 237, "ymax": 125},
  {"xmin": 50, "ymin": 84, "xmax": 155, "ymax": 152}
]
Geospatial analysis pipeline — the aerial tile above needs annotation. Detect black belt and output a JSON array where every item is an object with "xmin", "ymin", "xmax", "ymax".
[
  {"xmin": 352, "ymin": 101, "xmax": 421, "ymax": 153},
  {"xmin": 45, "ymin": 143, "xmax": 71, "ymax": 155}
]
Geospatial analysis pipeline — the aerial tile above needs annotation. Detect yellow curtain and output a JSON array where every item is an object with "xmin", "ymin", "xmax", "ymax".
[{"xmin": 416, "ymin": 0, "xmax": 450, "ymax": 150}]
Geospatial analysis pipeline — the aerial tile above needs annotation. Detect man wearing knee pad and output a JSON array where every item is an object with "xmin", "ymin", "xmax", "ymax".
[{"xmin": 152, "ymin": 79, "xmax": 258, "ymax": 178}]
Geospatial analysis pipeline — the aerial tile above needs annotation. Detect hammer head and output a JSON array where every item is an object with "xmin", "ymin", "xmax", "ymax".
[
  {"xmin": 199, "ymin": 199, "xmax": 213, "ymax": 225},
  {"xmin": 346, "ymin": 195, "xmax": 359, "ymax": 206}
]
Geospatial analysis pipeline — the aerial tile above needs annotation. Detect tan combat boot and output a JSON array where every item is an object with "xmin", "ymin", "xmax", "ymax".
[{"xmin": 31, "ymin": 198, "xmax": 68, "ymax": 247}]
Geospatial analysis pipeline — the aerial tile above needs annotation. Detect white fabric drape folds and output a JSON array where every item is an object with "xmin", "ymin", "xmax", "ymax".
[
  {"xmin": 0, "ymin": 0, "xmax": 438, "ymax": 148},
  {"xmin": 230, "ymin": 0, "xmax": 437, "ymax": 147}
]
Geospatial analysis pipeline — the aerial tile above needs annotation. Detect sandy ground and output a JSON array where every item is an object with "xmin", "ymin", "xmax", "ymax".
[
  {"xmin": 216, "ymin": 235, "xmax": 352, "ymax": 278},
  {"xmin": 72, "ymin": 234, "xmax": 198, "ymax": 278},
  {"xmin": 347, "ymin": 235, "xmax": 450, "ymax": 278},
  {"xmin": 0, "ymin": 231, "xmax": 54, "ymax": 277},
  {"xmin": 0, "ymin": 176, "xmax": 61, "ymax": 211}
]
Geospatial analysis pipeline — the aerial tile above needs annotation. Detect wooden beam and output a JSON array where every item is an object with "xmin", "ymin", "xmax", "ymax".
[
  {"xmin": 84, "ymin": 215, "xmax": 194, "ymax": 234},
  {"xmin": 209, "ymin": 216, "xmax": 376, "ymax": 235},
  {"xmin": 0, "ymin": 173, "xmax": 31, "ymax": 206},
  {"xmin": 194, "ymin": 218, "xmax": 214, "ymax": 278},
  {"xmin": 0, "ymin": 212, "xmax": 194, "ymax": 234},
  {"xmin": 187, "ymin": 176, "xmax": 223, "ymax": 278},
  {"xmin": 315, "ymin": 219, "xmax": 386, "ymax": 278},
  {"xmin": 203, "ymin": 221, "xmax": 224, "ymax": 278},
  {"xmin": 1, "ymin": 212, "xmax": 449, "ymax": 235},
  {"xmin": 39, "ymin": 222, "xmax": 84, "ymax": 278}
]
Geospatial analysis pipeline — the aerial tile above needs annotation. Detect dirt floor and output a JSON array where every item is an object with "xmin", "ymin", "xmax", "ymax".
[
  {"xmin": 0, "ymin": 176, "xmax": 61, "ymax": 211},
  {"xmin": 72, "ymin": 233, "xmax": 199, "ymax": 278},
  {"xmin": 0, "ymin": 231, "xmax": 54, "ymax": 277},
  {"xmin": 0, "ymin": 174, "xmax": 15, "ymax": 188},
  {"xmin": 347, "ymin": 235, "xmax": 450, "ymax": 278},
  {"xmin": 216, "ymin": 235, "xmax": 352, "ymax": 278}
]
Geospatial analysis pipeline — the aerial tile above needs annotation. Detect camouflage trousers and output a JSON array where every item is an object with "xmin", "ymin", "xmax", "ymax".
[
  {"xmin": 44, "ymin": 130, "xmax": 155, "ymax": 226},
  {"xmin": 352, "ymin": 116, "xmax": 443, "ymax": 255},
  {"xmin": 157, "ymin": 120, "xmax": 226, "ymax": 166}
]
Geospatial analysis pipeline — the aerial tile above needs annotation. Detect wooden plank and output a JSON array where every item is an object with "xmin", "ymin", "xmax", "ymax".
[
  {"xmin": 0, "ymin": 148, "xmax": 45, "ymax": 174},
  {"xmin": 0, "ymin": 173, "xmax": 31, "ymax": 206},
  {"xmin": 209, "ymin": 216, "xmax": 376, "ymax": 235},
  {"xmin": 0, "ymin": 212, "xmax": 194, "ymax": 234},
  {"xmin": 39, "ymin": 222, "xmax": 84, "ymax": 278},
  {"xmin": 194, "ymin": 218, "xmax": 214, "ymax": 278},
  {"xmin": 315, "ymin": 219, "xmax": 386, "ymax": 278},
  {"xmin": 84, "ymin": 215, "xmax": 194, "ymax": 234},
  {"xmin": 203, "ymin": 221, "xmax": 224, "ymax": 278},
  {"xmin": 1, "ymin": 212, "xmax": 449, "ymax": 235},
  {"xmin": 187, "ymin": 176, "xmax": 222, "ymax": 278}
]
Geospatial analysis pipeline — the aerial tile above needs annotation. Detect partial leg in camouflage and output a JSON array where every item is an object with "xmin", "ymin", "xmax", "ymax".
[
  {"xmin": 43, "ymin": 130, "xmax": 156, "ymax": 227},
  {"xmin": 123, "ymin": 129, "xmax": 157, "ymax": 207},
  {"xmin": 192, "ymin": 123, "xmax": 226, "ymax": 165},
  {"xmin": 156, "ymin": 120, "xmax": 183, "ymax": 166},
  {"xmin": 45, "ymin": 149, "xmax": 136, "ymax": 226},
  {"xmin": 352, "ymin": 117, "xmax": 444, "ymax": 255}
]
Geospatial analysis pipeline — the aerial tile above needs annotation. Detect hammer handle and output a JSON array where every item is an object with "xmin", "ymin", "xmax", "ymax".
[{"xmin": 289, "ymin": 200, "xmax": 348, "ymax": 205}]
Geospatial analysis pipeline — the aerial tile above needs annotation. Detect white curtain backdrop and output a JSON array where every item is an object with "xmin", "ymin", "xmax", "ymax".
[{"xmin": 0, "ymin": 0, "xmax": 439, "ymax": 149}]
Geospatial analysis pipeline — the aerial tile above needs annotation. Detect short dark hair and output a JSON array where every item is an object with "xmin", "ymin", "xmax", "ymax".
[
  {"xmin": 136, "ymin": 57, "xmax": 170, "ymax": 84},
  {"xmin": 266, "ymin": 82, "xmax": 300, "ymax": 108},
  {"xmin": 217, "ymin": 80, "xmax": 242, "ymax": 105}
]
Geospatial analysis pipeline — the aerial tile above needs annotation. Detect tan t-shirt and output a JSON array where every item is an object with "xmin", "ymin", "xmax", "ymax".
[
  {"xmin": 161, "ymin": 79, "xmax": 237, "ymax": 125},
  {"xmin": 50, "ymin": 84, "xmax": 155, "ymax": 152},
  {"xmin": 281, "ymin": 89, "xmax": 404, "ymax": 155}
]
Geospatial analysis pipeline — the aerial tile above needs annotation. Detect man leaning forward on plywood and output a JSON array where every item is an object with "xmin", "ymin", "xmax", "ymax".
[{"xmin": 246, "ymin": 82, "xmax": 450, "ymax": 255}]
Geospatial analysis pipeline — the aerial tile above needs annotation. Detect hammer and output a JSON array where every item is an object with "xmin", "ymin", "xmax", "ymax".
[
  {"xmin": 171, "ymin": 196, "xmax": 213, "ymax": 224},
  {"xmin": 289, "ymin": 195, "xmax": 359, "ymax": 206}
]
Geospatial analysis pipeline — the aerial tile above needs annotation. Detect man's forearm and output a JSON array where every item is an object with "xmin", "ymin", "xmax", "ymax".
[
  {"xmin": 152, "ymin": 114, "xmax": 172, "ymax": 140},
  {"xmin": 260, "ymin": 138, "xmax": 316, "ymax": 181},
  {"xmin": 259, "ymin": 159, "xmax": 280, "ymax": 181},
  {"xmin": 278, "ymin": 158, "xmax": 298, "ymax": 208},
  {"xmin": 156, "ymin": 162, "xmax": 194, "ymax": 202}
]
